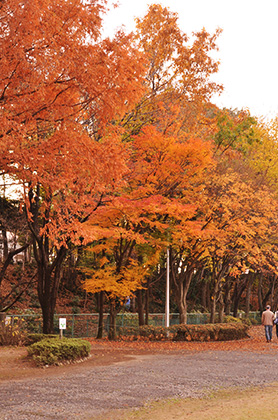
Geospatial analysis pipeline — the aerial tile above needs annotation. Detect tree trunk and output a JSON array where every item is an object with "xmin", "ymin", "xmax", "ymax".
[
  {"xmin": 131, "ymin": 295, "xmax": 136, "ymax": 313},
  {"xmin": 245, "ymin": 275, "xmax": 253, "ymax": 318},
  {"xmin": 210, "ymin": 267, "xmax": 218, "ymax": 324},
  {"xmin": 172, "ymin": 266, "xmax": 192, "ymax": 325},
  {"xmin": 177, "ymin": 298, "xmax": 187, "ymax": 324},
  {"xmin": 37, "ymin": 248, "xmax": 66, "ymax": 334},
  {"xmin": 201, "ymin": 279, "xmax": 207, "ymax": 310},
  {"xmin": 224, "ymin": 279, "xmax": 232, "ymax": 315},
  {"xmin": 259, "ymin": 274, "xmax": 272, "ymax": 312},
  {"xmin": 270, "ymin": 275, "xmax": 277, "ymax": 309},
  {"xmin": 108, "ymin": 302, "xmax": 117, "ymax": 340},
  {"xmin": 96, "ymin": 291, "xmax": 104, "ymax": 339},
  {"xmin": 145, "ymin": 279, "xmax": 149, "ymax": 325},
  {"xmin": 232, "ymin": 281, "xmax": 239, "ymax": 318},
  {"xmin": 210, "ymin": 296, "xmax": 217, "ymax": 323},
  {"xmin": 206, "ymin": 281, "xmax": 211, "ymax": 311},
  {"xmin": 40, "ymin": 297, "xmax": 56, "ymax": 334},
  {"xmin": 137, "ymin": 289, "xmax": 145, "ymax": 326},
  {"xmin": 258, "ymin": 273, "xmax": 264, "ymax": 313},
  {"xmin": 218, "ymin": 292, "xmax": 224, "ymax": 323},
  {"xmin": 232, "ymin": 277, "xmax": 248, "ymax": 318},
  {"xmin": 38, "ymin": 268, "xmax": 59, "ymax": 334},
  {"xmin": 1, "ymin": 227, "xmax": 8, "ymax": 261}
]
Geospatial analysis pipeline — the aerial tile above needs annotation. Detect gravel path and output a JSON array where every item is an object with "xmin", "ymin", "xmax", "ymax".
[{"xmin": 1, "ymin": 349, "xmax": 278, "ymax": 420}]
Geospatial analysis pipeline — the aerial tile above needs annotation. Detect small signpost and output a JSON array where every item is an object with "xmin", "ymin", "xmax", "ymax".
[{"xmin": 59, "ymin": 318, "xmax": 66, "ymax": 339}]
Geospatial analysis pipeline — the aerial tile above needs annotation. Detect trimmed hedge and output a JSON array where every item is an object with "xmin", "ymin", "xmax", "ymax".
[
  {"xmin": 27, "ymin": 338, "xmax": 91, "ymax": 366},
  {"xmin": 117, "ymin": 322, "xmax": 249, "ymax": 342},
  {"xmin": 171, "ymin": 323, "xmax": 249, "ymax": 342}
]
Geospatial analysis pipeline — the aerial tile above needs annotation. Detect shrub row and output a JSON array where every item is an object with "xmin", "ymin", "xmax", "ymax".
[
  {"xmin": 117, "ymin": 322, "xmax": 250, "ymax": 342},
  {"xmin": 27, "ymin": 338, "xmax": 91, "ymax": 366},
  {"xmin": 171, "ymin": 323, "xmax": 249, "ymax": 342}
]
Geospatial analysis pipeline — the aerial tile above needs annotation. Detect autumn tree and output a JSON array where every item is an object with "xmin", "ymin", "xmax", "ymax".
[
  {"xmin": 0, "ymin": 0, "xmax": 145, "ymax": 333},
  {"xmin": 213, "ymin": 108, "xmax": 258, "ymax": 155},
  {"xmin": 167, "ymin": 106, "xmax": 278, "ymax": 323},
  {"xmin": 81, "ymin": 195, "xmax": 160, "ymax": 339},
  {"xmin": 243, "ymin": 117, "xmax": 278, "ymax": 313},
  {"xmin": 80, "ymin": 4, "xmax": 224, "ymax": 334},
  {"xmin": 82, "ymin": 242, "xmax": 154, "ymax": 339},
  {"xmin": 81, "ymin": 123, "xmax": 214, "ymax": 334},
  {"xmin": 112, "ymin": 5, "xmax": 223, "ymax": 323},
  {"xmin": 246, "ymin": 117, "xmax": 278, "ymax": 190},
  {"xmin": 121, "ymin": 4, "xmax": 222, "ymax": 140},
  {"xmin": 200, "ymin": 112, "xmax": 278, "ymax": 321}
]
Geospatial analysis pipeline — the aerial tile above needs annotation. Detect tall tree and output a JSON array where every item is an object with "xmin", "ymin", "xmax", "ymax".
[
  {"xmin": 83, "ymin": 4, "xmax": 223, "ymax": 329},
  {"xmin": 121, "ymin": 4, "xmax": 222, "ymax": 140},
  {"xmin": 0, "ymin": 0, "xmax": 145, "ymax": 333},
  {"xmin": 82, "ymin": 125, "xmax": 213, "ymax": 332}
]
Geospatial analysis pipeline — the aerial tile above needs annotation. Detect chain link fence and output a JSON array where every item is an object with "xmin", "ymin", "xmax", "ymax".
[{"xmin": 4, "ymin": 311, "xmax": 261, "ymax": 338}]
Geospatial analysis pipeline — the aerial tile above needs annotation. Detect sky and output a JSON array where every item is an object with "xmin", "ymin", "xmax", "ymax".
[{"xmin": 103, "ymin": 0, "xmax": 278, "ymax": 120}]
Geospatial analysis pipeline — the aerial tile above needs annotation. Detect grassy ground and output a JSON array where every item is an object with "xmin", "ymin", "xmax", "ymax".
[{"xmin": 95, "ymin": 386, "xmax": 278, "ymax": 420}]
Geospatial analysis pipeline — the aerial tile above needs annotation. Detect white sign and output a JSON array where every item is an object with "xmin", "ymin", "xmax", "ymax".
[
  {"xmin": 59, "ymin": 318, "xmax": 67, "ymax": 330},
  {"xmin": 5, "ymin": 316, "xmax": 11, "ymax": 326}
]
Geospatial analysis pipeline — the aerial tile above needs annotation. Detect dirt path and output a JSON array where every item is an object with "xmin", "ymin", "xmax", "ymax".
[{"xmin": 1, "ymin": 326, "xmax": 278, "ymax": 420}]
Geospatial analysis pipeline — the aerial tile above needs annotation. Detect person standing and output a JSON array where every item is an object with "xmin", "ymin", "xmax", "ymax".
[{"xmin": 261, "ymin": 305, "xmax": 275, "ymax": 342}]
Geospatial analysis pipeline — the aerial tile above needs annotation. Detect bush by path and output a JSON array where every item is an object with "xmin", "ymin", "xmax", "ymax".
[
  {"xmin": 27, "ymin": 337, "xmax": 91, "ymax": 366},
  {"xmin": 117, "ymin": 322, "xmax": 249, "ymax": 342}
]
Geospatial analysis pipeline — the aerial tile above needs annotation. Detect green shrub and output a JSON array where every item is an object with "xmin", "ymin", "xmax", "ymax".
[
  {"xmin": 138, "ymin": 325, "xmax": 169, "ymax": 340},
  {"xmin": 171, "ymin": 323, "xmax": 249, "ymax": 342},
  {"xmin": 118, "ymin": 323, "xmax": 249, "ymax": 342},
  {"xmin": 27, "ymin": 338, "xmax": 91, "ymax": 366},
  {"xmin": 118, "ymin": 325, "xmax": 171, "ymax": 341}
]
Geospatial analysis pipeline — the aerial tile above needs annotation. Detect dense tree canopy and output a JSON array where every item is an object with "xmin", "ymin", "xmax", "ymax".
[
  {"xmin": 0, "ymin": 0, "xmax": 145, "ymax": 332},
  {"xmin": 1, "ymin": 2, "xmax": 278, "ymax": 335}
]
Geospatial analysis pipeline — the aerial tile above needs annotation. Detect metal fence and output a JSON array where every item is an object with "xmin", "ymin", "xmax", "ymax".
[{"xmin": 5, "ymin": 311, "xmax": 261, "ymax": 338}]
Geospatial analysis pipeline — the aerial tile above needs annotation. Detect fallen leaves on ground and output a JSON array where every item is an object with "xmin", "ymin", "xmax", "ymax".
[{"xmin": 87, "ymin": 326, "xmax": 276, "ymax": 354}]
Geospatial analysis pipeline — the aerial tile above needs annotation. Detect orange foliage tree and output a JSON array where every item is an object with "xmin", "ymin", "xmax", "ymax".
[
  {"xmin": 121, "ymin": 4, "xmax": 222, "ymax": 140},
  {"xmin": 82, "ymin": 4, "xmax": 224, "ymax": 332},
  {"xmin": 82, "ymin": 124, "xmax": 213, "ymax": 335},
  {"xmin": 0, "ymin": 0, "xmax": 146, "ymax": 333},
  {"xmin": 201, "ymin": 169, "xmax": 278, "ymax": 322},
  {"xmin": 167, "ymin": 108, "xmax": 278, "ymax": 324}
]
